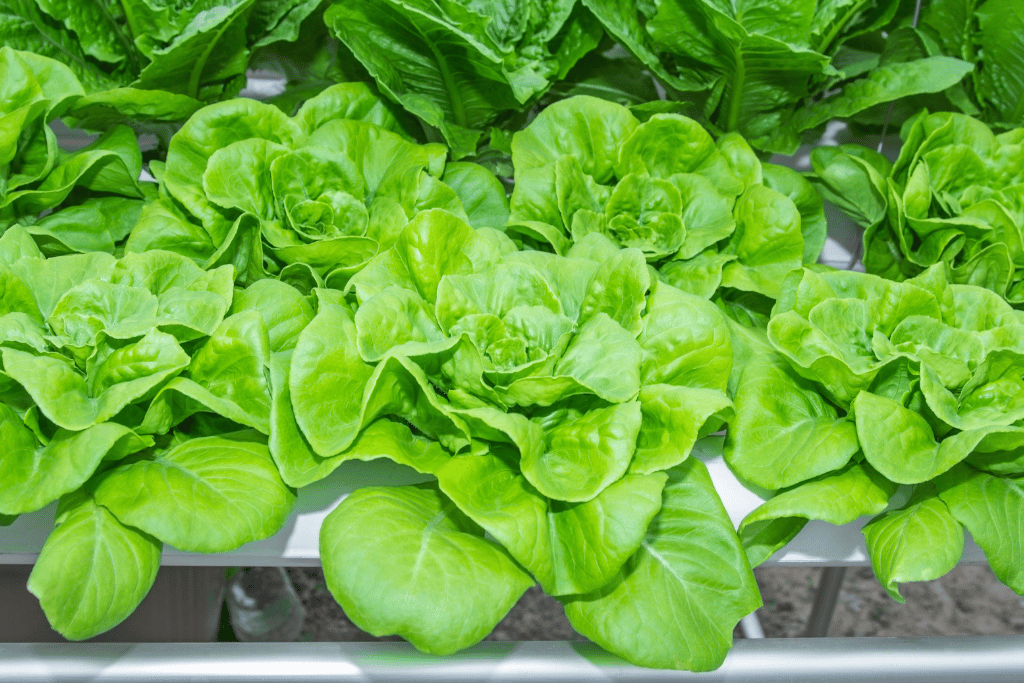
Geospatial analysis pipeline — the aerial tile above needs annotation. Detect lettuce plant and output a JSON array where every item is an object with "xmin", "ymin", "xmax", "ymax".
[
  {"xmin": 725, "ymin": 264, "xmax": 1024, "ymax": 600},
  {"xmin": 1, "ymin": 48, "xmax": 154, "ymax": 252},
  {"xmin": 126, "ymin": 83, "xmax": 510, "ymax": 287},
  {"xmin": 263, "ymin": 209, "xmax": 759, "ymax": 670},
  {"xmin": 507, "ymin": 96, "xmax": 826, "ymax": 300},
  {"xmin": 811, "ymin": 110, "xmax": 1024, "ymax": 303},
  {"xmin": 323, "ymin": 0, "xmax": 603, "ymax": 159},
  {"xmin": 0, "ymin": 226, "xmax": 297, "ymax": 639},
  {"xmin": 581, "ymin": 0, "xmax": 974, "ymax": 154},
  {"xmin": 0, "ymin": 0, "xmax": 324, "ymax": 127}
]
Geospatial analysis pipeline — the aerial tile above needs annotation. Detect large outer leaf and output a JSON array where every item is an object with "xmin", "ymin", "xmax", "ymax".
[
  {"xmin": 862, "ymin": 483, "xmax": 964, "ymax": 602},
  {"xmin": 319, "ymin": 483, "xmax": 533, "ymax": 654},
  {"xmin": 855, "ymin": 390, "xmax": 997, "ymax": 484},
  {"xmin": 521, "ymin": 401, "xmax": 642, "ymax": 502},
  {"xmin": 325, "ymin": 0, "xmax": 520, "ymax": 159},
  {"xmin": 230, "ymin": 278, "xmax": 314, "ymax": 353},
  {"xmin": 631, "ymin": 384, "xmax": 733, "ymax": 474},
  {"xmin": 3, "ymin": 125, "xmax": 147, "ymax": 219},
  {"xmin": 761, "ymin": 163, "xmax": 827, "ymax": 264},
  {"xmin": 94, "ymin": 435, "xmax": 296, "ymax": 553},
  {"xmin": 63, "ymin": 87, "xmax": 203, "ymax": 128},
  {"xmin": 725, "ymin": 350, "xmax": 859, "ymax": 491},
  {"xmin": 720, "ymin": 185, "xmax": 804, "ymax": 299},
  {"xmin": 938, "ymin": 465, "xmax": 1024, "ymax": 594},
  {"xmin": 28, "ymin": 494, "xmax": 161, "ymax": 640},
  {"xmin": 562, "ymin": 458, "xmax": 760, "ymax": 671},
  {"xmin": 140, "ymin": 311, "xmax": 274, "ymax": 434},
  {"xmin": 24, "ymin": 196, "xmax": 144, "ymax": 256},
  {"xmin": 290, "ymin": 301, "xmax": 375, "ymax": 455},
  {"xmin": 638, "ymin": 283, "xmax": 732, "ymax": 391}
]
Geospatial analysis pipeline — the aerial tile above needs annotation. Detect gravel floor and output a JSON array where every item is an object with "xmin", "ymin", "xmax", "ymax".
[
  {"xmin": 756, "ymin": 564, "xmax": 1024, "ymax": 638},
  {"xmin": 253, "ymin": 564, "xmax": 1024, "ymax": 643}
]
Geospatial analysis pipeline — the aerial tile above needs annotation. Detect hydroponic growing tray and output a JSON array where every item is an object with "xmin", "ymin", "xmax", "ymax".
[{"xmin": 0, "ymin": 437, "xmax": 986, "ymax": 567}]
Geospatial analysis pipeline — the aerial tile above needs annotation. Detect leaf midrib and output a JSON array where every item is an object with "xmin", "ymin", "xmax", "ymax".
[{"xmin": 420, "ymin": 24, "xmax": 470, "ymax": 129}]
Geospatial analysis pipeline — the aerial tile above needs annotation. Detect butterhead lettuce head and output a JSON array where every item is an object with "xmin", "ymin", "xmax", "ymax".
[
  {"xmin": 273, "ymin": 209, "xmax": 760, "ymax": 670},
  {"xmin": 127, "ymin": 83, "xmax": 509, "ymax": 287},
  {"xmin": 507, "ymin": 96, "xmax": 826, "ymax": 300}
]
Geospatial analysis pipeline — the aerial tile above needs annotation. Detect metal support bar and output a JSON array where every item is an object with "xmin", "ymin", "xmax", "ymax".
[
  {"xmin": 804, "ymin": 566, "xmax": 847, "ymax": 637},
  {"xmin": 2, "ymin": 638, "xmax": 1023, "ymax": 682}
]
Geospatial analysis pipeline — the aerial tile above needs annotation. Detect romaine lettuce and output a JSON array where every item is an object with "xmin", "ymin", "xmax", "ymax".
[
  {"xmin": 323, "ymin": 0, "xmax": 603, "ymax": 159},
  {"xmin": 581, "ymin": 0, "xmax": 975, "ymax": 154},
  {"xmin": 874, "ymin": 0, "xmax": 1023, "ymax": 128},
  {"xmin": 0, "ymin": 0, "xmax": 324, "ymax": 127}
]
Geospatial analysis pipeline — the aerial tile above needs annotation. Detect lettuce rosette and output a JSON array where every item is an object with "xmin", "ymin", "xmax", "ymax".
[
  {"xmin": 262, "ymin": 209, "xmax": 759, "ymax": 670},
  {"xmin": 812, "ymin": 111, "xmax": 1024, "ymax": 304},
  {"xmin": 506, "ymin": 96, "xmax": 826, "ymax": 302},
  {"xmin": 726, "ymin": 263, "xmax": 1024, "ymax": 601},
  {"xmin": 1, "ymin": 48, "xmax": 154, "ymax": 253},
  {"xmin": 126, "ymin": 83, "xmax": 509, "ymax": 286},
  {"xmin": 0, "ymin": 226, "xmax": 296, "ymax": 639}
]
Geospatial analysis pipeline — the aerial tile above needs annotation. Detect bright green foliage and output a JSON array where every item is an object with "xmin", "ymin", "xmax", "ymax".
[
  {"xmin": 507, "ymin": 97, "xmax": 823, "ymax": 300},
  {"xmin": 581, "ymin": 0, "xmax": 974, "ymax": 154},
  {"xmin": 0, "ymin": 235, "xmax": 297, "ymax": 639},
  {"xmin": 323, "ymin": 0, "xmax": 603, "ymax": 158},
  {"xmin": 812, "ymin": 111, "xmax": 1024, "ymax": 305},
  {"xmin": 126, "ymin": 84, "xmax": 508, "ymax": 285},
  {"xmin": 862, "ymin": 483, "xmax": 964, "ymax": 602},
  {"xmin": 562, "ymin": 458, "xmax": 761, "ymax": 671},
  {"xmin": 0, "ymin": 49, "xmax": 153, "ymax": 244},
  {"xmin": 320, "ymin": 484, "xmax": 534, "ymax": 654},
  {"xmin": 0, "ymin": 0, "xmax": 323, "ymax": 126},
  {"xmin": 94, "ymin": 433, "xmax": 297, "ymax": 553},
  {"xmin": 304, "ymin": 209, "xmax": 757, "ymax": 668},
  {"xmin": 0, "ymin": 403, "xmax": 151, "ymax": 515},
  {"xmin": 729, "ymin": 264, "xmax": 1024, "ymax": 601},
  {"xmin": 28, "ymin": 492, "xmax": 161, "ymax": 641}
]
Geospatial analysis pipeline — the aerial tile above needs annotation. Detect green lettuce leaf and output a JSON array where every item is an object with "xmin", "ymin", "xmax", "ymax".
[
  {"xmin": 319, "ymin": 483, "xmax": 534, "ymax": 654},
  {"xmin": 562, "ymin": 458, "xmax": 761, "ymax": 671}
]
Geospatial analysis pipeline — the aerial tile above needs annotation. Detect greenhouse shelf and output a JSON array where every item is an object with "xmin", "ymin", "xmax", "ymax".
[
  {"xmin": 0, "ymin": 437, "xmax": 997, "ymax": 678},
  {"xmin": 0, "ymin": 436, "xmax": 987, "ymax": 568},
  {"xmin": 2, "ymin": 637, "xmax": 1023, "ymax": 682}
]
